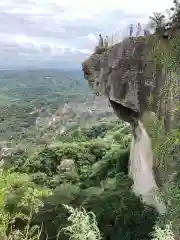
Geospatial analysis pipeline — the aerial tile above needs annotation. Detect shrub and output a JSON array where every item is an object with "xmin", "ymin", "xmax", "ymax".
[
  {"xmin": 0, "ymin": 169, "xmax": 51, "ymax": 240},
  {"xmin": 83, "ymin": 173, "xmax": 158, "ymax": 240},
  {"xmin": 151, "ymin": 223, "xmax": 174, "ymax": 240},
  {"xmin": 62, "ymin": 205, "xmax": 102, "ymax": 240},
  {"xmin": 83, "ymin": 123, "xmax": 109, "ymax": 139}
]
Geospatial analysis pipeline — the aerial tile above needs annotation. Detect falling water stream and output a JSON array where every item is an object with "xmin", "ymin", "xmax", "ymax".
[{"xmin": 129, "ymin": 120, "xmax": 166, "ymax": 215}]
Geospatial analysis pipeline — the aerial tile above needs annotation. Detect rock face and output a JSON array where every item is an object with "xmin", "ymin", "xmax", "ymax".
[
  {"xmin": 82, "ymin": 37, "xmax": 166, "ymax": 123},
  {"xmin": 82, "ymin": 36, "xmax": 168, "ymax": 214}
]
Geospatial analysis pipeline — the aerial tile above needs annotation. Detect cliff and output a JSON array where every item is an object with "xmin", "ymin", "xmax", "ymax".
[
  {"xmin": 82, "ymin": 36, "xmax": 170, "ymax": 214},
  {"xmin": 82, "ymin": 36, "xmax": 166, "ymax": 124}
]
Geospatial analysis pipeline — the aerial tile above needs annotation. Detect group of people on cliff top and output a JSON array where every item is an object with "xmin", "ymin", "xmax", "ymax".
[
  {"xmin": 97, "ymin": 23, "xmax": 151, "ymax": 49},
  {"xmin": 98, "ymin": 34, "xmax": 108, "ymax": 49},
  {"xmin": 129, "ymin": 23, "xmax": 151, "ymax": 37}
]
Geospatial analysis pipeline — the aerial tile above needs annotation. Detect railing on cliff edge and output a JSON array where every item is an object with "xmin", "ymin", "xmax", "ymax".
[{"xmin": 96, "ymin": 23, "xmax": 151, "ymax": 49}]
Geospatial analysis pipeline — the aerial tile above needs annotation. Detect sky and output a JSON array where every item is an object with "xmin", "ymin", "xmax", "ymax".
[{"xmin": 0, "ymin": 0, "xmax": 173, "ymax": 69}]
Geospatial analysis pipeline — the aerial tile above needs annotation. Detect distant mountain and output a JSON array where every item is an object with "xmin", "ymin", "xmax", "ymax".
[
  {"xmin": 0, "ymin": 49, "xmax": 88, "ymax": 70},
  {"xmin": 0, "ymin": 61, "xmax": 80, "ymax": 71},
  {"xmin": 0, "ymin": 69, "xmax": 90, "ymax": 104}
]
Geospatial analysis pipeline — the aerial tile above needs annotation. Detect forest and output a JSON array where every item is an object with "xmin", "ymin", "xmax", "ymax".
[
  {"xmin": 0, "ymin": 116, "xmax": 160, "ymax": 239},
  {"xmin": 1, "ymin": 0, "xmax": 180, "ymax": 239}
]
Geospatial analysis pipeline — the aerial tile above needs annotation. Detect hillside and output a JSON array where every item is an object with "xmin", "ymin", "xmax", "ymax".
[
  {"xmin": 0, "ymin": 70, "xmax": 89, "ymax": 104},
  {"xmin": 81, "ymin": 1, "xmax": 180, "ymax": 238},
  {"xmin": 2, "ymin": 1, "xmax": 180, "ymax": 239},
  {"xmin": 0, "ymin": 67, "xmax": 180, "ymax": 239},
  {"xmin": 0, "ymin": 70, "xmax": 114, "ymax": 147},
  {"xmin": 0, "ymin": 68, "xmax": 163, "ymax": 240},
  {"xmin": 1, "ymin": 117, "xmax": 160, "ymax": 240}
]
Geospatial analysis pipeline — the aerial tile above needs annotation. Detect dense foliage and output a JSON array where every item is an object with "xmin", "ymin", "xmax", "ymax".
[
  {"xmin": 145, "ymin": 1, "xmax": 180, "ymax": 237},
  {"xmin": 2, "ymin": 2, "xmax": 180, "ymax": 236},
  {"xmin": 1, "ymin": 113, "xmax": 159, "ymax": 239}
]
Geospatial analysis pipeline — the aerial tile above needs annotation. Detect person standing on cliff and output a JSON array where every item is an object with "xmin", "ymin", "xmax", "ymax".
[
  {"xmin": 144, "ymin": 28, "xmax": 151, "ymax": 36},
  {"xmin": 129, "ymin": 24, "xmax": 133, "ymax": 37},
  {"xmin": 136, "ymin": 23, "xmax": 141, "ymax": 37},
  {"xmin": 98, "ymin": 34, "xmax": 104, "ymax": 48},
  {"xmin": 104, "ymin": 36, "xmax": 108, "ymax": 49}
]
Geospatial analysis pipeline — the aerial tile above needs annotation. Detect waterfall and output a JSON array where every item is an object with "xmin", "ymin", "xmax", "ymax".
[{"xmin": 129, "ymin": 120, "xmax": 166, "ymax": 215}]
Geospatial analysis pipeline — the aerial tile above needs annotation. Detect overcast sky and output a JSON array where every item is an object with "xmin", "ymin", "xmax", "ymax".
[{"xmin": 0, "ymin": 0, "xmax": 173, "ymax": 69}]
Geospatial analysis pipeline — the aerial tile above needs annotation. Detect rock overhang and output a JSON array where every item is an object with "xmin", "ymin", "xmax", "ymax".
[{"xmin": 82, "ymin": 36, "xmax": 166, "ymax": 123}]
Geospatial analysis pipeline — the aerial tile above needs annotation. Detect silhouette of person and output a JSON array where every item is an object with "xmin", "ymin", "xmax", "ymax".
[
  {"xmin": 129, "ymin": 24, "xmax": 133, "ymax": 37},
  {"xmin": 104, "ymin": 36, "xmax": 108, "ymax": 49},
  {"xmin": 98, "ymin": 34, "xmax": 104, "ymax": 48},
  {"xmin": 144, "ymin": 29, "xmax": 151, "ymax": 36},
  {"xmin": 136, "ymin": 23, "xmax": 141, "ymax": 37}
]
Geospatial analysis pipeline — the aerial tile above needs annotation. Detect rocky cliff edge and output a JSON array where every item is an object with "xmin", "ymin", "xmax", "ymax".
[{"xmin": 82, "ymin": 36, "xmax": 166, "ymax": 123}]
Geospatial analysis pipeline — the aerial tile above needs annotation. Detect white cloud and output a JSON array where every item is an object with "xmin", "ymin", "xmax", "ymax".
[
  {"xmin": 86, "ymin": 34, "xmax": 98, "ymax": 43},
  {"xmin": 78, "ymin": 49, "xmax": 92, "ymax": 54},
  {"xmin": 5, "ymin": 7, "xmax": 48, "ymax": 15},
  {"xmin": 42, "ymin": 0, "xmax": 173, "ymax": 18},
  {"xmin": 0, "ymin": 0, "xmax": 174, "ymax": 68},
  {"xmin": 0, "ymin": 33, "xmax": 66, "ymax": 52}
]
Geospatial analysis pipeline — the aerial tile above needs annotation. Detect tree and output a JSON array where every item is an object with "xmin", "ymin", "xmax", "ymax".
[
  {"xmin": 170, "ymin": 0, "xmax": 180, "ymax": 24},
  {"xmin": 149, "ymin": 12, "xmax": 166, "ymax": 34},
  {"xmin": 148, "ymin": 2, "xmax": 180, "ymax": 238}
]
